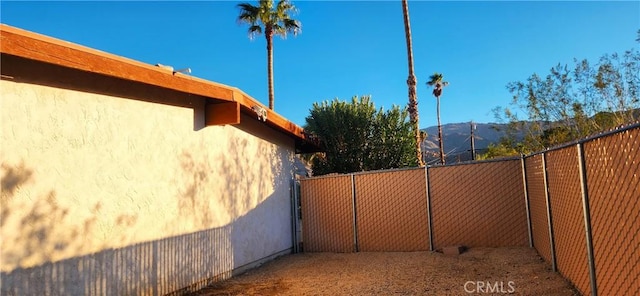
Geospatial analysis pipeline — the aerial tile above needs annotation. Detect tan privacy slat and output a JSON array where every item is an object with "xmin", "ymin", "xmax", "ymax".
[
  {"xmin": 298, "ymin": 125, "xmax": 639, "ymax": 296},
  {"xmin": 525, "ymin": 154, "xmax": 553, "ymax": 263},
  {"xmin": 545, "ymin": 147, "xmax": 591, "ymax": 295},
  {"xmin": 300, "ymin": 176, "xmax": 354, "ymax": 252},
  {"xmin": 429, "ymin": 160, "xmax": 528, "ymax": 249},
  {"xmin": 584, "ymin": 127, "xmax": 640, "ymax": 296},
  {"xmin": 354, "ymin": 168, "xmax": 428, "ymax": 251}
]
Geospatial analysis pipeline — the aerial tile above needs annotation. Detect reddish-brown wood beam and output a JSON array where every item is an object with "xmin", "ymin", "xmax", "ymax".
[
  {"xmin": 205, "ymin": 102, "xmax": 241, "ymax": 126},
  {"xmin": 235, "ymin": 91, "xmax": 306, "ymax": 139},
  {"xmin": 0, "ymin": 26, "xmax": 234, "ymax": 102},
  {"xmin": 0, "ymin": 24, "xmax": 318, "ymax": 150}
]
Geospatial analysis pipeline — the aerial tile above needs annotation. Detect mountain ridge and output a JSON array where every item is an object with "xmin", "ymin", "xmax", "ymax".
[{"xmin": 421, "ymin": 121, "xmax": 509, "ymax": 152}]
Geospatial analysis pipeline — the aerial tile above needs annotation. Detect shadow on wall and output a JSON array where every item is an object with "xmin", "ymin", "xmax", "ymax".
[
  {"xmin": 1, "ymin": 225, "xmax": 234, "ymax": 295},
  {"xmin": 1, "ymin": 161, "xmax": 130, "ymax": 272},
  {"xmin": 1, "ymin": 162, "xmax": 91, "ymax": 269},
  {"xmin": 1, "ymin": 161, "xmax": 33, "ymax": 196},
  {"xmin": 1, "ymin": 125, "xmax": 293, "ymax": 295},
  {"xmin": 176, "ymin": 127, "xmax": 292, "ymax": 270},
  {"xmin": 1, "ymin": 193, "xmax": 290, "ymax": 295},
  {"xmin": 176, "ymin": 135, "xmax": 286, "ymax": 229},
  {"xmin": 1, "ymin": 161, "xmax": 33, "ymax": 226}
]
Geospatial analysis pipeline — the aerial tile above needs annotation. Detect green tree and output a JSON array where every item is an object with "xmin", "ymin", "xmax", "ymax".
[
  {"xmin": 476, "ymin": 143, "xmax": 520, "ymax": 161},
  {"xmin": 304, "ymin": 96, "xmax": 418, "ymax": 175},
  {"xmin": 237, "ymin": 0, "xmax": 301, "ymax": 110},
  {"xmin": 426, "ymin": 73, "xmax": 449, "ymax": 165},
  {"xmin": 401, "ymin": 0, "xmax": 423, "ymax": 166}
]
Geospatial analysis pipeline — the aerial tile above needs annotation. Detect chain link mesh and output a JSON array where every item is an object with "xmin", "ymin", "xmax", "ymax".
[
  {"xmin": 583, "ymin": 126, "xmax": 640, "ymax": 296},
  {"xmin": 299, "ymin": 126, "xmax": 639, "ymax": 295},
  {"xmin": 300, "ymin": 175, "xmax": 354, "ymax": 252},
  {"xmin": 545, "ymin": 146, "xmax": 591, "ymax": 295},
  {"xmin": 429, "ymin": 159, "xmax": 528, "ymax": 249},
  {"xmin": 354, "ymin": 168, "xmax": 429, "ymax": 251},
  {"xmin": 525, "ymin": 154, "xmax": 553, "ymax": 263}
]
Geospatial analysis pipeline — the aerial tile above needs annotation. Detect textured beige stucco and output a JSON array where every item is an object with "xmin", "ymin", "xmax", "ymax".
[{"xmin": 1, "ymin": 79, "xmax": 295, "ymax": 294}]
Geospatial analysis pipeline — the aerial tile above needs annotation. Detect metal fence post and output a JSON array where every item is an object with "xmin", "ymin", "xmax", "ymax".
[
  {"xmin": 577, "ymin": 143, "xmax": 598, "ymax": 296},
  {"xmin": 521, "ymin": 155, "xmax": 533, "ymax": 248},
  {"xmin": 425, "ymin": 166, "xmax": 434, "ymax": 251},
  {"xmin": 290, "ymin": 180, "xmax": 297, "ymax": 253},
  {"xmin": 351, "ymin": 174, "xmax": 359, "ymax": 252},
  {"xmin": 291, "ymin": 179, "xmax": 300, "ymax": 254},
  {"xmin": 542, "ymin": 152, "xmax": 558, "ymax": 271}
]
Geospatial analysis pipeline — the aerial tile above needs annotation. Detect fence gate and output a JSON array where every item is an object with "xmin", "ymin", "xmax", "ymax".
[{"xmin": 300, "ymin": 175, "xmax": 355, "ymax": 252}]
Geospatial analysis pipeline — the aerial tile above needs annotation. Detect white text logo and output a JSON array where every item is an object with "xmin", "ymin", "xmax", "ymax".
[{"xmin": 464, "ymin": 281, "xmax": 516, "ymax": 294}]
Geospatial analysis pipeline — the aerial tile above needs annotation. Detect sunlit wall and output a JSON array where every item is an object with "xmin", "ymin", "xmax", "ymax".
[{"xmin": 1, "ymin": 79, "xmax": 296, "ymax": 295}]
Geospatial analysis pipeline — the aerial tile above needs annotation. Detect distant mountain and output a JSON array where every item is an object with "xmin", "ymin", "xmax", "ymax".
[
  {"xmin": 420, "ymin": 122, "xmax": 520, "ymax": 163},
  {"xmin": 422, "ymin": 109, "xmax": 640, "ymax": 163}
]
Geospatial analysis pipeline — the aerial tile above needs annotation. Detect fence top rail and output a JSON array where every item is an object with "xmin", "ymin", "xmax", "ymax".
[
  {"xmin": 301, "ymin": 122, "xmax": 639, "ymax": 179},
  {"xmin": 301, "ymin": 156, "xmax": 525, "ymax": 180},
  {"xmin": 301, "ymin": 166, "xmax": 425, "ymax": 181},
  {"xmin": 524, "ymin": 121, "xmax": 640, "ymax": 158},
  {"xmin": 427, "ymin": 156, "xmax": 521, "ymax": 169},
  {"xmin": 299, "ymin": 173, "xmax": 352, "ymax": 181}
]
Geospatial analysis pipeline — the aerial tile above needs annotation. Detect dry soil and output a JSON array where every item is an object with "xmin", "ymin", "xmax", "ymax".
[{"xmin": 192, "ymin": 247, "xmax": 579, "ymax": 295}]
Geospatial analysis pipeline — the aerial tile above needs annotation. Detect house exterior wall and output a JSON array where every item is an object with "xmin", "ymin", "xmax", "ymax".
[{"xmin": 1, "ymin": 79, "xmax": 296, "ymax": 295}]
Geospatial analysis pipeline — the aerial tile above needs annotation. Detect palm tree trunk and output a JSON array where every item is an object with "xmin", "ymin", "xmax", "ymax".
[
  {"xmin": 402, "ymin": 0, "xmax": 424, "ymax": 166},
  {"xmin": 436, "ymin": 96, "xmax": 445, "ymax": 164},
  {"xmin": 266, "ymin": 32, "xmax": 275, "ymax": 110}
]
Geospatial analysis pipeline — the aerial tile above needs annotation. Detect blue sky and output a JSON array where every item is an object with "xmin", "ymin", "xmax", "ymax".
[{"xmin": 1, "ymin": 1, "xmax": 638, "ymax": 128}]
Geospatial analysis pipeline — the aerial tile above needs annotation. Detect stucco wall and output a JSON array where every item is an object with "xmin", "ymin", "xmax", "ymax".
[{"xmin": 0, "ymin": 79, "xmax": 295, "ymax": 295}]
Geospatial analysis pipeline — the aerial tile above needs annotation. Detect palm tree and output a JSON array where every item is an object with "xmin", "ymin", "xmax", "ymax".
[
  {"xmin": 426, "ymin": 73, "xmax": 449, "ymax": 165},
  {"xmin": 237, "ymin": 0, "xmax": 301, "ymax": 110},
  {"xmin": 401, "ymin": 0, "xmax": 424, "ymax": 166}
]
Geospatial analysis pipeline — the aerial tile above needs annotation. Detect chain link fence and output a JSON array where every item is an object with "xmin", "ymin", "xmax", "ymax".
[
  {"xmin": 524, "ymin": 154, "xmax": 553, "ymax": 264},
  {"xmin": 298, "ymin": 123, "xmax": 638, "ymax": 296},
  {"xmin": 429, "ymin": 159, "xmax": 528, "ymax": 249},
  {"xmin": 300, "ymin": 160, "xmax": 529, "ymax": 253},
  {"xmin": 354, "ymin": 168, "xmax": 429, "ymax": 252},
  {"xmin": 523, "ymin": 123, "xmax": 639, "ymax": 296},
  {"xmin": 544, "ymin": 146, "xmax": 591, "ymax": 295},
  {"xmin": 582, "ymin": 126, "xmax": 639, "ymax": 296},
  {"xmin": 300, "ymin": 175, "xmax": 354, "ymax": 252}
]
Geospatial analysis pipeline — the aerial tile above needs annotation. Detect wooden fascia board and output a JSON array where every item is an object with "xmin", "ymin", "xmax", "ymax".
[
  {"xmin": 0, "ymin": 25, "xmax": 234, "ymax": 101},
  {"xmin": 0, "ymin": 24, "xmax": 317, "ymax": 148},
  {"xmin": 232, "ymin": 90, "xmax": 306, "ymax": 139}
]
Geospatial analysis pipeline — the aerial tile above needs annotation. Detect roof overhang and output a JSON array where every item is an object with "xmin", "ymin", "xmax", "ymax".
[{"xmin": 0, "ymin": 24, "xmax": 322, "ymax": 153}]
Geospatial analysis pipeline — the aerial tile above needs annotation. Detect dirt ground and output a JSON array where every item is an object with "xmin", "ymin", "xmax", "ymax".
[{"xmin": 192, "ymin": 247, "xmax": 579, "ymax": 295}]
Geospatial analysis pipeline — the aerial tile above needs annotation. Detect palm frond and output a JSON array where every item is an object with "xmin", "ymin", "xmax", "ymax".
[
  {"xmin": 260, "ymin": 0, "xmax": 274, "ymax": 10},
  {"xmin": 283, "ymin": 18, "xmax": 301, "ymax": 34},
  {"xmin": 272, "ymin": 19, "xmax": 300, "ymax": 38},
  {"xmin": 272, "ymin": 23, "xmax": 284, "ymax": 35},
  {"xmin": 276, "ymin": 0, "xmax": 297, "ymax": 15},
  {"xmin": 237, "ymin": 3, "xmax": 260, "ymax": 24},
  {"xmin": 426, "ymin": 72, "xmax": 448, "ymax": 98},
  {"xmin": 248, "ymin": 25, "xmax": 263, "ymax": 39},
  {"xmin": 426, "ymin": 72, "xmax": 444, "ymax": 86},
  {"xmin": 237, "ymin": 0, "xmax": 301, "ymax": 40}
]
